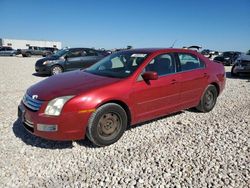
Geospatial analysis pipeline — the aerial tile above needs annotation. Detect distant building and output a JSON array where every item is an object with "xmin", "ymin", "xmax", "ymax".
[{"xmin": 0, "ymin": 38, "xmax": 62, "ymax": 49}]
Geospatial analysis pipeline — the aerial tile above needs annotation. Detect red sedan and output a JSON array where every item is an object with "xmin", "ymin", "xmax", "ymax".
[{"xmin": 18, "ymin": 48, "xmax": 226, "ymax": 146}]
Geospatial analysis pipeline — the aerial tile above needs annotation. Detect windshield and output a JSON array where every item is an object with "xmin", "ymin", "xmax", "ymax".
[
  {"xmin": 222, "ymin": 52, "xmax": 233, "ymax": 58},
  {"xmin": 53, "ymin": 49, "xmax": 69, "ymax": 57},
  {"xmin": 85, "ymin": 51, "xmax": 149, "ymax": 78}
]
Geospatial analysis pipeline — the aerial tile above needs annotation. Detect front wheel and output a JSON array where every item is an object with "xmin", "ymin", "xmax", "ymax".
[
  {"xmin": 86, "ymin": 103, "xmax": 127, "ymax": 147},
  {"xmin": 51, "ymin": 65, "xmax": 63, "ymax": 75},
  {"xmin": 196, "ymin": 85, "xmax": 218, "ymax": 112}
]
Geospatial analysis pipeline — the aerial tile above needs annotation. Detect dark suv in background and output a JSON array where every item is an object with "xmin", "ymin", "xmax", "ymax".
[
  {"xmin": 35, "ymin": 48, "xmax": 108, "ymax": 75},
  {"xmin": 214, "ymin": 51, "xmax": 241, "ymax": 66}
]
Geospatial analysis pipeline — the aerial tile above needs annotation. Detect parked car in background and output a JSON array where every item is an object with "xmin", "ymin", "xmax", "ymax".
[
  {"xmin": 42, "ymin": 47, "xmax": 58, "ymax": 56},
  {"xmin": 182, "ymin": 45, "xmax": 202, "ymax": 51},
  {"xmin": 201, "ymin": 49, "xmax": 219, "ymax": 59},
  {"xmin": 231, "ymin": 50, "xmax": 250, "ymax": 76},
  {"xmin": 214, "ymin": 51, "xmax": 241, "ymax": 66},
  {"xmin": 18, "ymin": 48, "xmax": 225, "ymax": 146},
  {"xmin": 0, "ymin": 46, "xmax": 17, "ymax": 56},
  {"xmin": 17, "ymin": 46, "xmax": 58, "ymax": 57},
  {"xmin": 35, "ymin": 48, "xmax": 107, "ymax": 75}
]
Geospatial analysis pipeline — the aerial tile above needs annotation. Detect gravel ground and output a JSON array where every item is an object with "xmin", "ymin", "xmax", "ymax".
[{"xmin": 0, "ymin": 56, "xmax": 249, "ymax": 187}]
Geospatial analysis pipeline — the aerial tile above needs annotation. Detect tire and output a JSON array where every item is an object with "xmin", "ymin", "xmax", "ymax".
[
  {"xmin": 25, "ymin": 52, "xmax": 31, "ymax": 57},
  {"xmin": 87, "ymin": 103, "xmax": 127, "ymax": 147},
  {"xmin": 51, "ymin": 65, "xmax": 63, "ymax": 75},
  {"xmin": 231, "ymin": 65, "xmax": 239, "ymax": 77},
  {"xmin": 196, "ymin": 85, "xmax": 218, "ymax": 112}
]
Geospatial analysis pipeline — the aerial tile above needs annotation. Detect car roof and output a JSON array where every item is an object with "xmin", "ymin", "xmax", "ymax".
[
  {"xmin": 120, "ymin": 48, "xmax": 197, "ymax": 54},
  {"xmin": 68, "ymin": 47, "xmax": 97, "ymax": 51}
]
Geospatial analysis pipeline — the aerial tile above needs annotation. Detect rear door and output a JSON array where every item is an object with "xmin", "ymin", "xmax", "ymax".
[
  {"xmin": 131, "ymin": 53, "xmax": 181, "ymax": 123},
  {"xmin": 175, "ymin": 52, "xmax": 208, "ymax": 109},
  {"xmin": 80, "ymin": 49, "xmax": 102, "ymax": 69},
  {"xmin": 64, "ymin": 49, "xmax": 85, "ymax": 71}
]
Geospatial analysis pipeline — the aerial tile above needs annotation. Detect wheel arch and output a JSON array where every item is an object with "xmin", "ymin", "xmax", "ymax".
[
  {"xmin": 51, "ymin": 64, "xmax": 64, "ymax": 72},
  {"xmin": 96, "ymin": 100, "xmax": 132, "ymax": 128},
  {"xmin": 209, "ymin": 82, "xmax": 220, "ymax": 95}
]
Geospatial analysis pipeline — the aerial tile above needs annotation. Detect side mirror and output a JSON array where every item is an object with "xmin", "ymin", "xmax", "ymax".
[
  {"xmin": 64, "ymin": 55, "xmax": 68, "ymax": 60},
  {"xmin": 142, "ymin": 71, "xmax": 158, "ymax": 81}
]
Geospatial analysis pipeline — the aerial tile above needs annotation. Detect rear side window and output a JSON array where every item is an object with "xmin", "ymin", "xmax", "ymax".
[
  {"xmin": 145, "ymin": 53, "xmax": 176, "ymax": 76},
  {"xmin": 178, "ymin": 53, "xmax": 205, "ymax": 71},
  {"xmin": 86, "ymin": 49, "xmax": 98, "ymax": 56},
  {"xmin": 67, "ymin": 49, "xmax": 83, "ymax": 58}
]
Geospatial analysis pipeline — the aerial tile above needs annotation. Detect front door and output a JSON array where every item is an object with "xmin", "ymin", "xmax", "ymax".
[{"xmin": 131, "ymin": 53, "xmax": 181, "ymax": 123}]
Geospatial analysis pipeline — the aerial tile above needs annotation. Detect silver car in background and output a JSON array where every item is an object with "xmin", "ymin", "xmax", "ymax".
[
  {"xmin": 0, "ymin": 46, "xmax": 17, "ymax": 56},
  {"xmin": 231, "ymin": 50, "xmax": 250, "ymax": 76}
]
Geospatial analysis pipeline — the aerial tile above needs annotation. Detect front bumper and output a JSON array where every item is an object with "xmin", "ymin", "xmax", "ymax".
[
  {"xmin": 234, "ymin": 66, "xmax": 250, "ymax": 73},
  {"xmin": 35, "ymin": 64, "xmax": 51, "ymax": 74},
  {"xmin": 18, "ymin": 102, "xmax": 91, "ymax": 141}
]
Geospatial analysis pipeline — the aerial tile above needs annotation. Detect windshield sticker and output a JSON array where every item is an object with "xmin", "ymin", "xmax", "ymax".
[
  {"xmin": 131, "ymin": 54, "xmax": 147, "ymax": 58},
  {"xmin": 125, "ymin": 70, "xmax": 131, "ymax": 74}
]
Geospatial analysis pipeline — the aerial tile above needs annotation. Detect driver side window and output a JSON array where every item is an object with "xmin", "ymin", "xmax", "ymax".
[
  {"xmin": 145, "ymin": 53, "xmax": 176, "ymax": 76},
  {"xmin": 67, "ymin": 49, "xmax": 83, "ymax": 58}
]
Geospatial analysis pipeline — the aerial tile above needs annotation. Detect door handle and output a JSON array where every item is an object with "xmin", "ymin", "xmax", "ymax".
[
  {"xmin": 203, "ymin": 73, "xmax": 208, "ymax": 78},
  {"xmin": 171, "ymin": 79, "xmax": 177, "ymax": 84}
]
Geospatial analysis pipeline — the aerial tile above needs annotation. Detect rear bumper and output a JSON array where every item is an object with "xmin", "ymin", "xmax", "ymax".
[{"xmin": 18, "ymin": 102, "xmax": 91, "ymax": 141}]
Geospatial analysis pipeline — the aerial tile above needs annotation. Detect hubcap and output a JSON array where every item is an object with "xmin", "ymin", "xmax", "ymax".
[
  {"xmin": 205, "ymin": 90, "xmax": 214, "ymax": 108},
  {"xmin": 97, "ymin": 113, "xmax": 121, "ymax": 138},
  {"xmin": 52, "ymin": 67, "xmax": 62, "ymax": 74}
]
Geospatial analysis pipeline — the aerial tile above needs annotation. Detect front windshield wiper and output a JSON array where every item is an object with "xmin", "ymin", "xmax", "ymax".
[{"xmin": 84, "ymin": 70, "xmax": 122, "ymax": 78}]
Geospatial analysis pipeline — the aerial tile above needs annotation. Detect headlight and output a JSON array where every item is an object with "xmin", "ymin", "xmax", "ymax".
[
  {"xmin": 43, "ymin": 61, "xmax": 50, "ymax": 65},
  {"xmin": 43, "ymin": 60, "xmax": 57, "ymax": 65},
  {"xmin": 44, "ymin": 96, "xmax": 74, "ymax": 116}
]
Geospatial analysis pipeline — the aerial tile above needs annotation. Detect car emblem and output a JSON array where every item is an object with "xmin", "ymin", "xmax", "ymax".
[{"xmin": 32, "ymin": 95, "xmax": 38, "ymax": 99}]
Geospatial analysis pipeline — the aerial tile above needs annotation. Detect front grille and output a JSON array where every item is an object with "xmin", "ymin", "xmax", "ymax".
[{"xmin": 22, "ymin": 93, "xmax": 43, "ymax": 111}]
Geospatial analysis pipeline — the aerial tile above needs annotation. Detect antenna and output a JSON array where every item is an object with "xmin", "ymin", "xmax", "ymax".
[{"xmin": 170, "ymin": 39, "xmax": 177, "ymax": 48}]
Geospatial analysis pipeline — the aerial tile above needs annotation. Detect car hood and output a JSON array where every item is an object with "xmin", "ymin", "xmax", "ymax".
[
  {"xmin": 27, "ymin": 70, "xmax": 121, "ymax": 101},
  {"xmin": 36, "ymin": 55, "xmax": 60, "ymax": 65}
]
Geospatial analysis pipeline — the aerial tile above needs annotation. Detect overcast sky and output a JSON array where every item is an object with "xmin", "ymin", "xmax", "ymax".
[{"xmin": 0, "ymin": 0, "xmax": 249, "ymax": 51}]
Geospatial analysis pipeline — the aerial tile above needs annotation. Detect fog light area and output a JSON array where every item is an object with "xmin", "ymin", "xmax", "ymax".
[{"xmin": 37, "ymin": 124, "xmax": 58, "ymax": 132}]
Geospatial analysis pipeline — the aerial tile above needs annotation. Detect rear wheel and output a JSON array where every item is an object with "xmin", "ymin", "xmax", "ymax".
[
  {"xmin": 25, "ymin": 52, "xmax": 31, "ymax": 57},
  {"xmin": 51, "ymin": 65, "xmax": 63, "ymax": 75},
  {"xmin": 87, "ymin": 103, "xmax": 127, "ymax": 146},
  {"xmin": 196, "ymin": 85, "xmax": 218, "ymax": 112}
]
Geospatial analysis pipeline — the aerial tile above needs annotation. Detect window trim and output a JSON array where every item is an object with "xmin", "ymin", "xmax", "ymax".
[
  {"xmin": 174, "ymin": 52, "xmax": 206, "ymax": 73},
  {"xmin": 136, "ymin": 52, "xmax": 177, "ymax": 81}
]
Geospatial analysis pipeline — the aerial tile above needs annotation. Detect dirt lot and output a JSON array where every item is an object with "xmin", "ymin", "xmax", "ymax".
[{"xmin": 0, "ymin": 56, "xmax": 249, "ymax": 187}]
